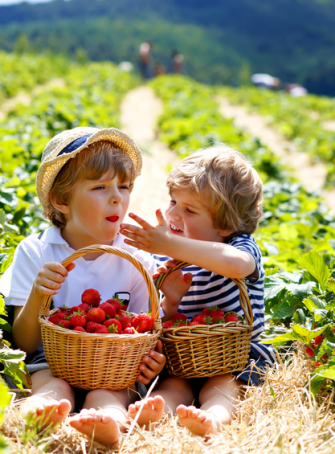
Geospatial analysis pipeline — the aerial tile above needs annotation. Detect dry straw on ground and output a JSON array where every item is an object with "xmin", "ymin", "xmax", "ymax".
[{"xmin": 2, "ymin": 347, "xmax": 335, "ymax": 454}]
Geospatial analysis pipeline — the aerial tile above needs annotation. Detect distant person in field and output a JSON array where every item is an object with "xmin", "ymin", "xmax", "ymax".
[
  {"xmin": 251, "ymin": 73, "xmax": 280, "ymax": 90},
  {"xmin": 285, "ymin": 84, "xmax": 308, "ymax": 97},
  {"xmin": 120, "ymin": 144, "xmax": 277, "ymax": 438},
  {"xmin": 139, "ymin": 40, "xmax": 153, "ymax": 80},
  {"xmin": 171, "ymin": 49, "xmax": 184, "ymax": 74}
]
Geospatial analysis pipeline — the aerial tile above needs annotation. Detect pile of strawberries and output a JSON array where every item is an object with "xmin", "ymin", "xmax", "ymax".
[
  {"xmin": 163, "ymin": 306, "xmax": 242, "ymax": 329},
  {"xmin": 48, "ymin": 288, "xmax": 154, "ymax": 334}
]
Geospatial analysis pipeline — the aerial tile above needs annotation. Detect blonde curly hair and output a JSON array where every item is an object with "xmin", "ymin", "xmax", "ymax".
[{"xmin": 166, "ymin": 144, "xmax": 263, "ymax": 236}]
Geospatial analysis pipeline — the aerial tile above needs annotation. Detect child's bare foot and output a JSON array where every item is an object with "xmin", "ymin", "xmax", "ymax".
[
  {"xmin": 126, "ymin": 395, "xmax": 165, "ymax": 428},
  {"xmin": 69, "ymin": 408, "xmax": 121, "ymax": 446},
  {"xmin": 176, "ymin": 405, "xmax": 220, "ymax": 437},
  {"xmin": 22, "ymin": 398, "xmax": 71, "ymax": 430}
]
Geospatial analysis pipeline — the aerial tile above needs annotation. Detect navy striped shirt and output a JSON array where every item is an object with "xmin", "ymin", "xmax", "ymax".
[{"xmin": 155, "ymin": 234, "xmax": 277, "ymax": 364}]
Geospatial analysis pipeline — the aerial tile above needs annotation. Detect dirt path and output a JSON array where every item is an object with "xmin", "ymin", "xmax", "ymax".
[
  {"xmin": 120, "ymin": 86, "xmax": 180, "ymax": 224},
  {"xmin": 217, "ymin": 97, "xmax": 335, "ymax": 213}
]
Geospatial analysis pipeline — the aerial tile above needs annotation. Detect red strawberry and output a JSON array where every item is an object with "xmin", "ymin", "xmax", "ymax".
[
  {"xmin": 163, "ymin": 321, "xmax": 174, "ymax": 329},
  {"xmin": 86, "ymin": 307, "xmax": 105, "ymax": 324},
  {"xmin": 121, "ymin": 304, "xmax": 128, "ymax": 312},
  {"xmin": 172, "ymin": 313, "xmax": 188, "ymax": 323},
  {"xmin": 58, "ymin": 320, "xmax": 71, "ymax": 329},
  {"xmin": 315, "ymin": 362, "xmax": 321, "ymax": 367},
  {"xmin": 57, "ymin": 312, "xmax": 67, "ymax": 320},
  {"xmin": 99, "ymin": 302, "xmax": 116, "ymax": 319},
  {"xmin": 86, "ymin": 321, "xmax": 100, "ymax": 333},
  {"xmin": 211, "ymin": 309, "xmax": 225, "ymax": 317},
  {"xmin": 306, "ymin": 346, "xmax": 314, "ymax": 357},
  {"xmin": 49, "ymin": 314, "xmax": 61, "ymax": 325},
  {"xmin": 69, "ymin": 306, "xmax": 83, "ymax": 315},
  {"xmin": 211, "ymin": 314, "xmax": 225, "ymax": 324},
  {"xmin": 189, "ymin": 321, "xmax": 200, "ymax": 326},
  {"xmin": 123, "ymin": 327, "xmax": 136, "ymax": 334},
  {"xmin": 202, "ymin": 305, "xmax": 220, "ymax": 316},
  {"xmin": 78, "ymin": 303, "xmax": 91, "ymax": 312},
  {"xmin": 225, "ymin": 313, "xmax": 239, "ymax": 323},
  {"xmin": 74, "ymin": 326, "xmax": 86, "ymax": 332},
  {"xmin": 94, "ymin": 325, "xmax": 109, "ymax": 334},
  {"xmin": 131, "ymin": 313, "xmax": 154, "ymax": 333},
  {"xmin": 69, "ymin": 311, "xmax": 86, "ymax": 328},
  {"xmin": 315, "ymin": 335, "xmax": 325, "ymax": 345},
  {"xmin": 192, "ymin": 314, "xmax": 206, "ymax": 324},
  {"xmin": 103, "ymin": 319, "xmax": 122, "ymax": 334},
  {"xmin": 82, "ymin": 288, "xmax": 101, "ymax": 307},
  {"xmin": 106, "ymin": 298, "xmax": 122, "ymax": 314},
  {"xmin": 59, "ymin": 305, "xmax": 70, "ymax": 313},
  {"xmin": 174, "ymin": 320, "xmax": 188, "ymax": 327},
  {"xmin": 118, "ymin": 313, "xmax": 132, "ymax": 330}
]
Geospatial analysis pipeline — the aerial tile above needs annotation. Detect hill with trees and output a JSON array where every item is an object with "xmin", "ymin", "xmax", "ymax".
[{"xmin": 1, "ymin": 0, "xmax": 335, "ymax": 95}]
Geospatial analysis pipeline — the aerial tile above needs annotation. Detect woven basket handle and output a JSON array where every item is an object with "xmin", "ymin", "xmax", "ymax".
[
  {"xmin": 154, "ymin": 260, "xmax": 254, "ymax": 325},
  {"xmin": 39, "ymin": 244, "xmax": 160, "ymax": 328}
]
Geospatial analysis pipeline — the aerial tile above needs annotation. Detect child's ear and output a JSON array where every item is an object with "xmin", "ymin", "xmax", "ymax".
[{"xmin": 49, "ymin": 192, "xmax": 70, "ymax": 214}]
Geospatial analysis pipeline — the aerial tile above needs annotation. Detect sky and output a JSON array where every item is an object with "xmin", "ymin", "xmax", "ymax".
[{"xmin": 0, "ymin": 0, "xmax": 52, "ymax": 5}]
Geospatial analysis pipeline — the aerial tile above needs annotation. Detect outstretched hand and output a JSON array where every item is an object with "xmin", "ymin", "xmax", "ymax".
[{"xmin": 120, "ymin": 210, "xmax": 171, "ymax": 255}]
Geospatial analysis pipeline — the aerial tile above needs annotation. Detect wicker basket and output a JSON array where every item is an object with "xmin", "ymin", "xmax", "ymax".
[
  {"xmin": 39, "ymin": 244, "xmax": 162, "ymax": 390},
  {"xmin": 155, "ymin": 261, "xmax": 253, "ymax": 379}
]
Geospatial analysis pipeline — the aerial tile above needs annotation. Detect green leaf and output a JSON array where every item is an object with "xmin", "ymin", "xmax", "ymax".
[
  {"xmin": 303, "ymin": 295, "xmax": 327, "ymax": 312},
  {"xmin": 286, "ymin": 281, "xmax": 316, "ymax": 298},
  {"xmin": 261, "ymin": 331, "xmax": 297, "ymax": 344},
  {"xmin": 300, "ymin": 251, "xmax": 331, "ymax": 292},
  {"xmin": 272, "ymin": 302, "xmax": 295, "ymax": 319},
  {"xmin": 264, "ymin": 276, "xmax": 287, "ymax": 300},
  {"xmin": 327, "ymin": 278, "xmax": 335, "ymax": 294},
  {"xmin": 279, "ymin": 223, "xmax": 299, "ymax": 242},
  {"xmin": 310, "ymin": 374, "xmax": 326, "ymax": 396}
]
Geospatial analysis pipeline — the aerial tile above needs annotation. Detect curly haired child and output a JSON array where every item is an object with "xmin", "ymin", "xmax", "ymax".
[
  {"xmin": 120, "ymin": 144, "xmax": 277, "ymax": 437},
  {"xmin": 0, "ymin": 127, "xmax": 168, "ymax": 446}
]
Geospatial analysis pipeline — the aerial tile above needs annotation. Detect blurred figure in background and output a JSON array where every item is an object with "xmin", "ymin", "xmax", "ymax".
[
  {"xmin": 285, "ymin": 84, "xmax": 308, "ymax": 97},
  {"xmin": 251, "ymin": 73, "xmax": 280, "ymax": 90},
  {"xmin": 139, "ymin": 40, "xmax": 153, "ymax": 80},
  {"xmin": 171, "ymin": 49, "xmax": 184, "ymax": 74},
  {"xmin": 154, "ymin": 61, "xmax": 167, "ymax": 77}
]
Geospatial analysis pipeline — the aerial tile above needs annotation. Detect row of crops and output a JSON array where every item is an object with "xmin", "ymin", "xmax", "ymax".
[
  {"xmin": 219, "ymin": 85, "xmax": 335, "ymax": 187},
  {"xmin": 0, "ymin": 53, "xmax": 335, "ymax": 447}
]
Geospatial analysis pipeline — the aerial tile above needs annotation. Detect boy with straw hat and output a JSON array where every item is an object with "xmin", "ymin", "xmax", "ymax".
[{"xmin": 0, "ymin": 126, "xmax": 176, "ymax": 445}]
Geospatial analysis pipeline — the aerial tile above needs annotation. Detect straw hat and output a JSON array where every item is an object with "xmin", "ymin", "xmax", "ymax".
[{"xmin": 36, "ymin": 126, "xmax": 142, "ymax": 221}]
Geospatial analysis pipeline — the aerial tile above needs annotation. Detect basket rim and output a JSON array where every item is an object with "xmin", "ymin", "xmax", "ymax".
[
  {"xmin": 39, "ymin": 244, "xmax": 161, "ymax": 330},
  {"xmin": 154, "ymin": 260, "xmax": 253, "ymax": 325}
]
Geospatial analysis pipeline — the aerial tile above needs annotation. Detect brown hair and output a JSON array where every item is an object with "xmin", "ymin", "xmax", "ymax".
[
  {"xmin": 49, "ymin": 141, "xmax": 135, "ymax": 228},
  {"xmin": 166, "ymin": 144, "xmax": 263, "ymax": 236}
]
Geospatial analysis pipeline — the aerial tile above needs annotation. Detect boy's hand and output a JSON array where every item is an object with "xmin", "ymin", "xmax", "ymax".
[
  {"xmin": 120, "ymin": 210, "xmax": 171, "ymax": 255},
  {"xmin": 137, "ymin": 340, "xmax": 166, "ymax": 385},
  {"xmin": 32, "ymin": 261, "xmax": 75, "ymax": 296},
  {"xmin": 153, "ymin": 261, "xmax": 192, "ymax": 320}
]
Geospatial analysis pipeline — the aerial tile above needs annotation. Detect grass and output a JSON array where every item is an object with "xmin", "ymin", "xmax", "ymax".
[{"xmin": 1, "ymin": 347, "xmax": 335, "ymax": 453}]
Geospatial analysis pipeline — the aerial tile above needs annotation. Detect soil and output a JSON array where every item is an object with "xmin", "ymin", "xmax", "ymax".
[
  {"xmin": 120, "ymin": 86, "xmax": 180, "ymax": 224},
  {"xmin": 217, "ymin": 97, "xmax": 335, "ymax": 213}
]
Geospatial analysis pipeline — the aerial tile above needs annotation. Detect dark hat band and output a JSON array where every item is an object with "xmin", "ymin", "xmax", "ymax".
[{"xmin": 57, "ymin": 134, "xmax": 93, "ymax": 157}]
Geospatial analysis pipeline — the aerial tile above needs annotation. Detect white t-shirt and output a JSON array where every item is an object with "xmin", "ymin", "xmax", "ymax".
[{"xmin": 0, "ymin": 226, "xmax": 160, "ymax": 316}]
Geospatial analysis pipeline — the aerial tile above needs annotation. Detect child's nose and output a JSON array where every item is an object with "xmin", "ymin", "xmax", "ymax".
[
  {"xmin": 109, "ymin": 190, "xmax": 122, "ymax": 204},
  {"xmin": 169, "ymin": 206, "xmax": 181, "ymax": 220}
]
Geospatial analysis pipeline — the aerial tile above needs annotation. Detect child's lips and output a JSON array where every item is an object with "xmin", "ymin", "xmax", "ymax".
[
  {"xmin": 170, "ymin": 224, "xmax": 183, "ymax": 234},
  {"xmin": 107, "ymin": 216, "xmax": 119, "ymax": 222}
]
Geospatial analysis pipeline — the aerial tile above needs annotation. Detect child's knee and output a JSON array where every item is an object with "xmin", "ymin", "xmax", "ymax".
[{"xmin": 84, "ymin": 388, "xmax": 129, "ymax": 409}]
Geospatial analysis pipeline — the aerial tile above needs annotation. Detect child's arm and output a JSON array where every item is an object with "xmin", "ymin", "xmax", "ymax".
[
  {"xmin": 137, "ymin": 339, "xmax": 166, "ymax": 385},
  {"xmin": 120, "ymin": 211, "xmax": 256, "ymax": 279},
  {"xmin": 13, "ymin": 261, "xmax": 75, "ymax": 354}
]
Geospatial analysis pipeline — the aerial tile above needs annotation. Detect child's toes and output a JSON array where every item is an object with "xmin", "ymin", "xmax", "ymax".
[{"xmin": 176, "ymin": 405, "xmax": 190, "ymax": 419}]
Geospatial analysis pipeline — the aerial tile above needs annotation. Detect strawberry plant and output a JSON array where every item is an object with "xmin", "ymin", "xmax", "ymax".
[{"xmin": 262, "ymin": 250, "xmax": 335, "ymax": 395}]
